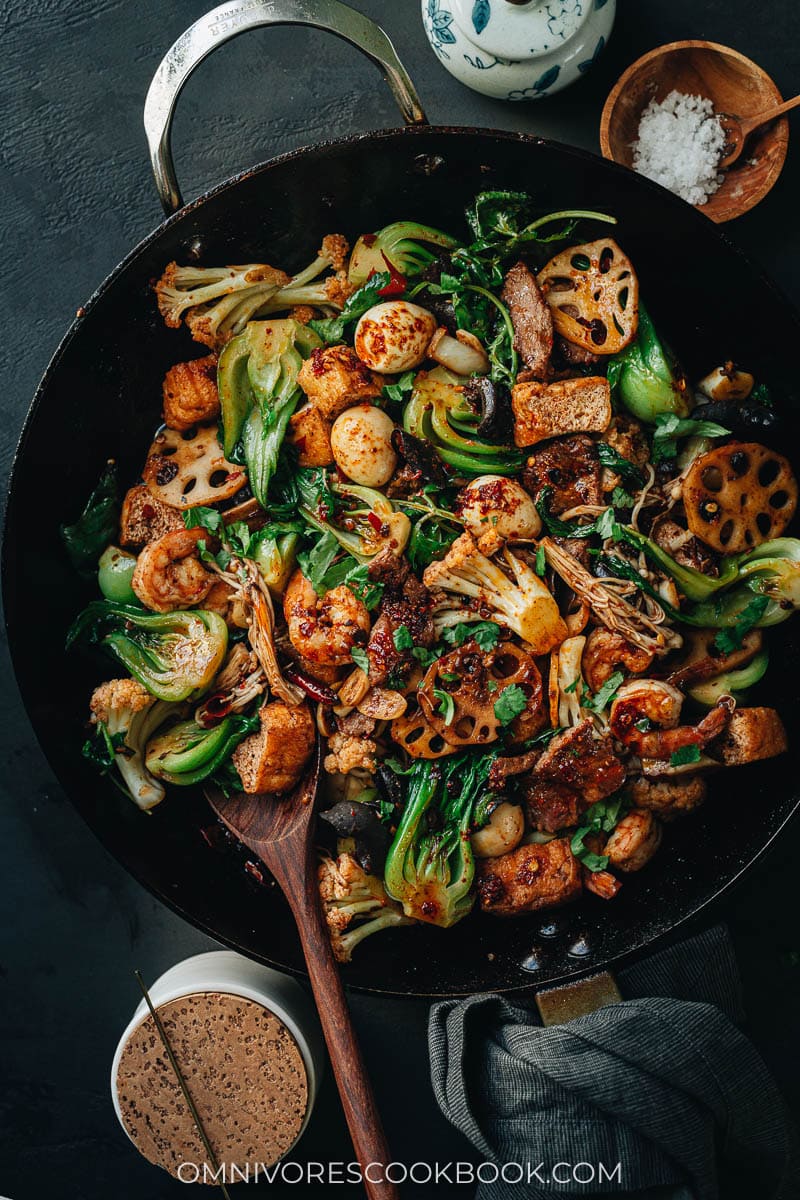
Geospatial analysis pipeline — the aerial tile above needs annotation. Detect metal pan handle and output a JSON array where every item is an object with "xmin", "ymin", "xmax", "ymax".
[{"xmin": 144, "ymin": 0, "xmax": 428, "ymax": 216}]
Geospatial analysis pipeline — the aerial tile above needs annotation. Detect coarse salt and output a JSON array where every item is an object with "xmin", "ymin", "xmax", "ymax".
[{"xmin": 632, "ymin": 90, "xmax": 725, "ymax": 206}]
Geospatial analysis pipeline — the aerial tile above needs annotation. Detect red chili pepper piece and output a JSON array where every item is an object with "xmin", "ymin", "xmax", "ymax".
[
  {"xmin": 375, "ymin": 252, "xmax": 407, "ymax": 298},
  {"xmin": 284, "ymin": 665, "xmax": 337, "ymax": 705},
  {"xmin": 367, "ymin": 511, "xmax": 383, "ymax": 533}
]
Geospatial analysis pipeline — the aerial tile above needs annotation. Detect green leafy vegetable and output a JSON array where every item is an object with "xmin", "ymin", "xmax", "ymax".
[
  {"xmin": 309, "ymin": 272, "xmax": 392, "ymax": 344},
  {"xmin": 535, "ymin": 545, "xmax": 546, "ymax": 576},
  {"xmin": 713, "ymin": 594, "xmax": 770, "ymax": 653},
  {"xmin": 652, "ymin": 412, "xmax": 731, "ymax": 464},
  {"xmin": 145, "ymin": 714, "xmax": 260, "ymax": 786},
  {"xmin": 60, "ymin": 462, "xmax": 120, "ymax": 577},
  {"xmin": 404, "ymin": 367, "xmax": 523, "ymax": 475},
  {"xmin": 611, "ymin": 486, "xmax": 636, "ymax": 509},
  {"xmin": 608, "ymin": 303, "xmax": 689, "ymax": 422},
  {"xmin": 584, "ymin": 670, "xmax": 625, "ymax": 714},
  {"xmin": 570, "ymin": 794, "xmax": 629, "ymax": 872},
  {"xmin": 348, "ymin": 221, "xmax": 459, "ymax": 287},
  {"xmin": 596, "ymin": 442, "xmax": 646, "ymax": 489},
  {"xmin": 536, "ymin": 490, "xmax": 621, "ymax": 541},
  {"xmin": 383, "ymin": 751, "xmax": 498, "ymax": 927},
  {"xmin": 382, "ymin": 371, "xmax": 417, "ymax": 405},
  {"xmin": 493, "ymin": 684, "xmax": 528, "ymax": 726},
  {"xmin": 67, "ymin": 602, "xmax": 228, "ymax": 702},
  {"xmin": 406, "ymin": 514, "xmax": 461, "ymax": 570},
  {"xmin": 442, "ymin": 621, "xmax": 501, "ymax": 650}
]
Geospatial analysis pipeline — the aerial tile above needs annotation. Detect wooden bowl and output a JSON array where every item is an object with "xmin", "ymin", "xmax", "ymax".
[{"xmin": 600, "ymin": 41, "xmax": 789, "ymax": 223}]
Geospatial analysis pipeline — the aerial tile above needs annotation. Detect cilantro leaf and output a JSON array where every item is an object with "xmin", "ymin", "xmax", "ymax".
[
  {"xmin": 343, "ymin": 563, "xmax": 384, "ymax": 611},
  {"xmin": 670, "ymin": 744, "xmax": 702, "ymax": 767},
  {"xmin": 713, "ymin": 594, "xmax": 770, "ymax": 653},
  {"xmin": 351, "ymin": 646, "xmax": 370, "ymax": 675},
  {"xmin": 493, "ymin": 684, "xmax": 528, "ymax": 726},
  {"xmin": 442, "ymin": 621, "xmax": 501, "ymax": 651},
  {"xmin": 309, "ymin": 271, "xmax": 391, "ymax": 344},
  {"xmin": 536, "ymin": 489, "xmax": 622, "ymax": 541},
  {"xmin": 611, "ymin": 486, "xmax": 636, "ymax": 509},
  {"xmin": 584, "ymin": 670, "xmax": 625, "ymax": 714},
  {"xmin": 570, "ymin": 793, "xmax": 629, "ymax": 872},
  {"xmin": 393, "ymin": 625, "xmax": 414, "ymax": 652},
  {"xmin": 652, "ymin": 413, "xmax": 730, "ymax": 463},
  {"xmin": 296, "ymin": 531, "xmax": 341, "ymax": 595},
  {"xmin": 412, "ymin": 645, "xmax": 441, "ymax": 670},
  {"xmin": 382, "ymin": 371, "xmax": 416, "ymax": 404}
]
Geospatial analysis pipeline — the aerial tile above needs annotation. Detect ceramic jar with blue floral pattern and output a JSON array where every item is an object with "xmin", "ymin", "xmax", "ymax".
[{"xmin": 421, "ymin": 0, "xmax": 615, "ymax": 100}]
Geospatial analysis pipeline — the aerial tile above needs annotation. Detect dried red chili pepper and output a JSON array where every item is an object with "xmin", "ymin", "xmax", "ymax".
[{"xmin": 284, "ymin": 665, "xmax": 337, "ymax": 705}]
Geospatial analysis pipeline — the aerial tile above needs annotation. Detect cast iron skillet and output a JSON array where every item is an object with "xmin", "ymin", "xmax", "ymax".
[{"xmin": 4, "ymin": 0, "xmax": 799, "ymax": 997}]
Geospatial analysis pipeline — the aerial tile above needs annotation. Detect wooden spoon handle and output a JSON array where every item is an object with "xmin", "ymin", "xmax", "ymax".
[
  {"xmin": 741, "ymin": 94, "xmax": 800, "ymax": 137},
  {"xmin": 285, "ymin": 871, "xmax": 399, "ymax": 1200}
]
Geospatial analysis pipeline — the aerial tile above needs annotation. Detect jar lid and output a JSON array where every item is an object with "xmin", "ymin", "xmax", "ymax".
[{"xmin": 450, "ymin": 0, "xmax": 588, "ymax": 62}]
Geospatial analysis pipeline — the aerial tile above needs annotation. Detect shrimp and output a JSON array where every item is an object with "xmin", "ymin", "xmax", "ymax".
[
  {"xmin": 605, "ymin": 810, "xmax": 662, "ymax": 872},
  {"xmin": 131, "ymin": 527, "xmax": 213, "ymax": 613},
  {"xmin": 609, "ymin": 679, "xmax": 734, "ymax": 758},
  {"xmin": 582, "ymin": 627, "xmax": 655, "ymax": 693},
  {"xmin": 283, "ymin": 569, "xmax": 371, "ymax": 668}
]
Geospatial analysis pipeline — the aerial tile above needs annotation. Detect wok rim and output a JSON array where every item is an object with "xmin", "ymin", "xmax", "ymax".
[{"xmin": 5, "ymin": 124, "xmax": 800, "ymax": 998}]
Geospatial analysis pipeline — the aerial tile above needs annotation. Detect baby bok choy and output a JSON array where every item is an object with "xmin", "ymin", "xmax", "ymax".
[
  {"xmin": 348, "ymin": 220, "xmax": 459, "ymax": 286},
  {"xmin": 607, "ymin": 303, "xmax": 690, "ymax": 422},
  {"xmin": 383, "ymin": 752, "xmax": 497, "ymax": 928},
  {"xmin": 404, "ymin": 367, "xmax": 523, "ymax": 475},
  {"xmin": 67, "ymin": 602, "xmax": 228, "ymax": 702},
  {"xmin": 217, "ymin": 318, "xmax": 321, "ymax": 505},
  {"xmin": 145, "ymin": 713, "xmax": 260, "ymax": 786}
]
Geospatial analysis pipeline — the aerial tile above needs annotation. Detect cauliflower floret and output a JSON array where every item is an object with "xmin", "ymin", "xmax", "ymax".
[
  {"xmin": 324, "ymin": 271, "xmax": 356, "ymax": 309},
  {"xmin": 423, "ymin": 532, "xmax": 566, "ymax": 654},
  {"xmin": 323, "ymin": 732, "xmax": 378, "ymax": 775},
  {"xmin": 320, "ymin": 234, "xmax": 350, "ymax": 273},
  {"xmin": 88, "ymin": 679, "xmax": 175, "ymax": 810},
  {"xmin": 90, "ymin": 678, "xmax": 152, "ymax": 723},
  {"xmin": 318, "ymin": 852, "xmax": 410, "ymax": 963}
]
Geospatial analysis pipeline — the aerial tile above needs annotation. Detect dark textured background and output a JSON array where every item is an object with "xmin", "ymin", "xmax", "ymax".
[{"xmin": 1, "ymin": 1, "xmax": 799, "ymax": 1197}]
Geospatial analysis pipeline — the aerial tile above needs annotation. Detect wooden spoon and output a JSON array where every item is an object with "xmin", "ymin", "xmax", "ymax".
[
  {"xmin": 205, "ymin": 751, "xmax": 398, "ymax": 1200},
  {"xmin": 719, "ymin": 95, "xmax": 800, "ymax": 168}
]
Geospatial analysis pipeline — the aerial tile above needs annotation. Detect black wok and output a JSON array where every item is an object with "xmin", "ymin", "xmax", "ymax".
[{"xmin": 4, "ymin": 0, "xmax": 799, "ymax": 997}]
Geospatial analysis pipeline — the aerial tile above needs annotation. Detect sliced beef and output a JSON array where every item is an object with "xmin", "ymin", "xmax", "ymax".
[
  {"xmin": 555, "ymin": 336, "xmax": 602, "ymax": 368},
  {"xmin": 534, "ymin": 720, "xmax": 625, "ymax": 804},
  {"xmin": 523, "ymin": 434, "xmax": 603, "ymax": 514},
  {"xmin": 391, "ymin": 428, "xmax": 450, "ymax": 490},
  {"xmin": 521, "ymin": 776, "xmax": 583, "ymax": 833},
  {"xmin": 335, "ymin": 711, "xmax": 377, "ymax": 738},
  {"xmin": 366, "ymin": 550, "xmax": 435, "ymax": 684},
  {"xmin": 488, "ymin": 747, "xmax": 542, "ymax": 789},
  {"xmin": 501, "ymin": 261, "xmax": 553, "ymax": 380}
]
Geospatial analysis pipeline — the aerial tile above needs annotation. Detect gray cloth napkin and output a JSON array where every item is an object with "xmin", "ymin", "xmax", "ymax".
[{"xmin": 429, "ymin": 925, "xmax": 798, "ymax": 1200}]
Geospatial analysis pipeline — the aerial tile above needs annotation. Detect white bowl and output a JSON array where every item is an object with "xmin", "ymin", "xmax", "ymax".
[{"xmin": 111, "ymin": 950, "xmax": 325, "ymax": 1156}]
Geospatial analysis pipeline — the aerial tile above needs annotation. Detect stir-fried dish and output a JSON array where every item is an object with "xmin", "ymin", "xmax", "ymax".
[{"xmin": 66, "ymin": 191, "xmax": 797, "ymax": 962}]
